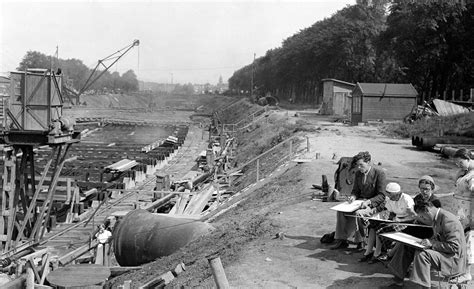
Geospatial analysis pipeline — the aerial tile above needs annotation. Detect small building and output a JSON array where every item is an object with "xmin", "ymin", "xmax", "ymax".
[
  {"xmin": 351, "ymin": 83, "xmax": 417, "ymax": 124},
  {"xmin": 320, "ymin": 79, "xmax": 355, "ymax": 116}
]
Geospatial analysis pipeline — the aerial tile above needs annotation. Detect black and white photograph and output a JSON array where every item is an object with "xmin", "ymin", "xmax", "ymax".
[{"xmin": 0, "ymin": 0, "xmax": 473, "ymax": 288}]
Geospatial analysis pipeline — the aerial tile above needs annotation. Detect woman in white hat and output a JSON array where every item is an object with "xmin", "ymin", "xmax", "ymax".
[{"xmin": 359, "ymin": 182, "xmax": 415, "ymax": 264}]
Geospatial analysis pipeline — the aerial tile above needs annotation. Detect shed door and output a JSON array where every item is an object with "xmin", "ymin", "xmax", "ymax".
[
  {"xmin": 351, "ymin": 94, "xmax": 362, "ymax": 124},
  {"xmin": 333, "ymin": 92, "xmax": 345, "ymax": 115}
]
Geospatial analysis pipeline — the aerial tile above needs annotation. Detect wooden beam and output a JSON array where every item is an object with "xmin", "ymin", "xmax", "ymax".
[
  {"xmin": 143, "ymin": 193, "xmax": 178, "ymax": 211},
  {"xmin": 58, "ymin": 239, "xmax": 98, "ymax": 266},
  {"xmin": 108, "ymin": 266, "xmax": 143, "ymax": 277},
  {"xmin": 138, "ymin": 271, "xmax": 174, "ymax": 289},
  {"xmin": 27, "ymin": 257, "xmax": 41, "ymax": 285}
]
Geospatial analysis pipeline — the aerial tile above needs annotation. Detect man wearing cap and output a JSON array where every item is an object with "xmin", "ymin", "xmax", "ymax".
[
  {"xmin": 386, "ymin": 200, "xmax": 466, "ymax": 288},
  {"xmin": 331, "ymin": 151, "xmax": 386, "ymax": 250}
]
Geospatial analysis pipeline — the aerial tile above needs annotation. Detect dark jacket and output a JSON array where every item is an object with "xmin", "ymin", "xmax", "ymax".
[
  {"xmin": 431, "ymin": 209, "xmax": 467, "ymax": 276},
  {"xmin": 351, "ymin": 166, "xmax": 386, "ymax": 208}
]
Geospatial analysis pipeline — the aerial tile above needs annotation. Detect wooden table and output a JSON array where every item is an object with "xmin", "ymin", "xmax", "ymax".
[{"xmin": 46, "ymin": 264, "xmax": 111, "ymax": 288}]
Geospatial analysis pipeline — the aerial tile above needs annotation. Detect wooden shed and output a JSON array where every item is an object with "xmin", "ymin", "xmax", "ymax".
[
  {"xmin": 321, "ymin": 79, "xmax": 355, "ymax": 116},
  {"xmin": 351, "ymin": 83, "xmax": 417, "ymax": 124}
]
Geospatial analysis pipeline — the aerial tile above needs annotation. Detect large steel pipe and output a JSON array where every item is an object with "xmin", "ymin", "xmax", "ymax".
[
  {"xmin": 113, "ymin": 209, "xmax": 214, "ymax": 266},
  {"xmin": 418, "ymin": 136, "xmax": 474, "ymax": 148}
]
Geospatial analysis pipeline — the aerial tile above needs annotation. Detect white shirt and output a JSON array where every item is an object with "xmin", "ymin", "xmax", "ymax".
[
  {"xmin": 95, "ymin": 230, "xmax": 112, "ymax": 244},
  {"xmin": 385, "ymin": 193, "xmax": 415, "ymax": 221}
]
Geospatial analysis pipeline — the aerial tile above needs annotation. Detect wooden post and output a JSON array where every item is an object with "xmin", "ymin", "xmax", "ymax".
[
  {"xmin": 443, "ymin": 90, "xmax": 447, "ymax": 101},
  {"xmin": 256, "ymin": 159, "xmax": 260, "ymax": 182},
  {"xmin": 207, "ymin": 255, "xmax": 230, "ymax": 289},
  {"xmin": 66, "ymin": 178, "xmax": 71, "ymax": 204},
  {"xmin": 460, "ymin": 89, "xmax": 463, "ymax": 101},
  {"xmin": 452, "ymin": 90, "xmax": 455, "ymax": 101},
  {"xmin": 289, "ymin": 140, "xmax": 293, "ymax": 158},
  {"xmin": 123, "ymin": 280, "xmax": 132, "ymax": 289},
  {"xmin": 26, "ymin": 266, "xmax": 34, "ymax": 289},
  {"xmin": 306, "ymin": 136, "xmax": 310, "ymax": 152}
]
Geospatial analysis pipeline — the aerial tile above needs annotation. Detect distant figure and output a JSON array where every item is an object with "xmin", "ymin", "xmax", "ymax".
[
  {"xmin": 331, "ymin": 151, "xmax": 386, "ymax": 250},
  {"xmin": 95, "ymin": 224, "xmax": 112, "ymax": 265}
]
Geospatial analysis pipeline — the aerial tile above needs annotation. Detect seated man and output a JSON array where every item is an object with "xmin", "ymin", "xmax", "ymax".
[
  {"xmin": 331, "ymin": 151, "xmax": 386, "ymax": 249},
  {"xmin": 387, "ymin": 200, "xmax": 466, "ymax": 288}
]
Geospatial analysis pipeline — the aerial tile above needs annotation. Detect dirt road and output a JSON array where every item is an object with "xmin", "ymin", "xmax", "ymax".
[{"xmin": 195, "ymin": 112, "xmax": 468, "ymax": 288}]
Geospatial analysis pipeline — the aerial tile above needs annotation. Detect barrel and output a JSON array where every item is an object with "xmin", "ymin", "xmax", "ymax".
[{"xmin": 113, "ymin": 209, "xmax": 214, "ymax": 266}]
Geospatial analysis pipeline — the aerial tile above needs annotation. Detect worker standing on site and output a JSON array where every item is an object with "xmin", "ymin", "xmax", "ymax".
[
  {"xmin": 94, "ymin": 224, "xmax": 112, "ymax": 266},
  {"xmin": 331, "ymin": 151, "xmax": 386, "ymax": 250}
]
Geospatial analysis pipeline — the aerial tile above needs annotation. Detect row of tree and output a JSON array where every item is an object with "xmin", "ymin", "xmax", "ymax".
[
  {"xmin": 16, "ymin": 51, "xmax": 139, "ymax": 93},
  {"xmin": 229, "ymin": 1, "xmax": 474, "ymax": 103}
]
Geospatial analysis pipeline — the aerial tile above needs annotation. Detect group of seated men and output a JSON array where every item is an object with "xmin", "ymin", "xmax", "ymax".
[{"xmin": 330, "ymin": 151, "xmax": 468, "ymax": 288}]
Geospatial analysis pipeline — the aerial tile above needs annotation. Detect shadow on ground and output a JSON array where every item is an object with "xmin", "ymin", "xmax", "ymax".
[
  {"xmin": 284, "ymin": 234, "xmax": 320, "ymax": 250},
  {"xmin": 325, "ymin": 276, "xmax": 421, "ymax": 289}
]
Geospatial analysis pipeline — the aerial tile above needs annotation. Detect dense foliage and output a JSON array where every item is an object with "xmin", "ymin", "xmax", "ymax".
[
  {"xmin": 229, "ymin": 1, "xmax": 474, "ymax": 103},
  {"xmin": 17, "ymin": 51, "xmax": 139, "ymax": 93}
]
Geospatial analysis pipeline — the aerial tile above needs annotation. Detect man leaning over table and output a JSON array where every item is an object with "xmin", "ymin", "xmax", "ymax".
[
  {"xmin": 386, "ymin": 200, "xmax": 466, "ymax": 288},
  {"xmin": 331, "ymin": 151, "xmax": 386, "ymax": 250}
]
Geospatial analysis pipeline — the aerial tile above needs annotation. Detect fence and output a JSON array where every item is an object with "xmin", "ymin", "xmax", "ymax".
[
  {"xmin": 420, "ymin": 88, "xmax": 474, "ymax": 106},
  {"xmin": 229, "ymin": 135, "xmax": 309, "ymax": 184},
  {"xmin": 221, "ymin": 106, "xmax": 269, "ymax": 136}
]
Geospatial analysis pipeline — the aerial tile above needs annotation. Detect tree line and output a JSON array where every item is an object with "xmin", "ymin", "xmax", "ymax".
[
  {"xmin": 16, "ymin": 51, "xmax": 139, "ymax": 93},
  {"xmin": 229, "ymin": 1, "xmax": 474, "ymax": 104}
]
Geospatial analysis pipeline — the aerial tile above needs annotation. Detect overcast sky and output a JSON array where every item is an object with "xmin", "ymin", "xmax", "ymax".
[{"xmin": 1, "ymin": 1, "xmax": 354, "ymax": 84}]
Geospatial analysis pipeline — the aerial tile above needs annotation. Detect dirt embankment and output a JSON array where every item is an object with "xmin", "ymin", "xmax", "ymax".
[{"xmin": 109, "ymin": 103, "xmax": 472, "ymax": 288}]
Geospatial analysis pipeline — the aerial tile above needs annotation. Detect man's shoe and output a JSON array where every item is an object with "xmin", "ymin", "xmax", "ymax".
[
  {"xmin": 368, "ymin": 256, "xmax": 380, "ymax": 264},
  {"xmin": 330, "ymin": 240, "xmax": 348, "ymax": 250},
  {"xmin": 378, "ymin": 277, "xmax": 404, "ymax": 288},
  {"xmin": 450, "ymin": 273, "xmax": 472, "ymax": 284},
  {"xmin": 377, "ymin": 254, "xmax": 390, "ymax": 262},
  {"xmin": 358, "ymin": 252, "xmax": 373, "ymax": 262}
]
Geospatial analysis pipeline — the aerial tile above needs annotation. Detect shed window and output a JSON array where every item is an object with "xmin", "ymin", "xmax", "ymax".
[{"xmin": 353, "ymin": 95, "xmax": 361, "ymax": 113}]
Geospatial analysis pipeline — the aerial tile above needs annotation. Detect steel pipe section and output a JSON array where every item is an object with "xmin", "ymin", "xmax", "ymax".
[{"xmin": 113, "ymin": 209, "xmax": 214, "ymax": 266}]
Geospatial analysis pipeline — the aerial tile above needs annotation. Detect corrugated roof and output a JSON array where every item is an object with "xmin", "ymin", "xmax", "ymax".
[{"xmin": 357, "ymin": 83, "xmax": 417, "ymax": 97}]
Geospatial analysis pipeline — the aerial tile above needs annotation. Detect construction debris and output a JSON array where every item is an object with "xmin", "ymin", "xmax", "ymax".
[{"xmin": 432, "ymin": 99, "xmax": 471, "ymax": 116}]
